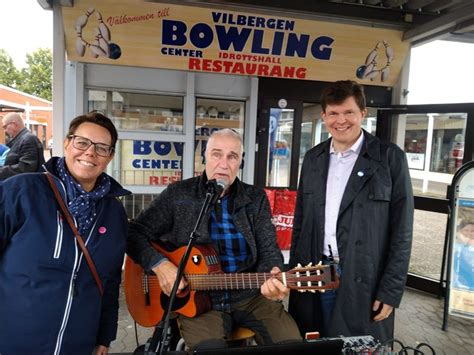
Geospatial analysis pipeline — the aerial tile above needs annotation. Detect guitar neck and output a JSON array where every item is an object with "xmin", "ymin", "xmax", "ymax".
[{"xmin": 185, "ymin": 272, "xmax": 279, "ymax": 291}]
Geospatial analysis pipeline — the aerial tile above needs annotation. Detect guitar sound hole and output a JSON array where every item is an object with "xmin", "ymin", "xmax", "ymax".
[{"xmin": 160, "ymin": 292, "xmax": 191, "ymax": 312}]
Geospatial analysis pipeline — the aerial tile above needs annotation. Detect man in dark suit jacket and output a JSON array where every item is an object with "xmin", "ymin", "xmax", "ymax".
[
  {"xmin": 0, "ymin": 112, "xmax": 45, "ymax": 180},
  {"xmin": 289, "ymin": 80, "xmax": 414, "ymax": 342}
]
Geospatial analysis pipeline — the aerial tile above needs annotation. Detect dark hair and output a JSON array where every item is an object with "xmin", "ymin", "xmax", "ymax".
[
  {"xmin": 320, "ymin": 80, "xmax": 366, "ymax": 112},
  {"xmin": 66, "ymin": 112, "xmax": 118, "ymax": 148}
]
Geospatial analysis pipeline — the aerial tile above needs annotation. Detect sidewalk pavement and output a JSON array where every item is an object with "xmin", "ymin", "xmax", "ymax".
[{"xmin": 109, "ymin": 286, "xmax": 474, "ymax": 354}]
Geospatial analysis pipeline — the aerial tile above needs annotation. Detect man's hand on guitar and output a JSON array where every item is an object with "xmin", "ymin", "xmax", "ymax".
[
  {"xmin": 261, "ymin": 266, "xmax": 289, "ymax": 302},
  {"xmin": 152, "ymin": 260, "xmax": 188, "ymax": 296}
]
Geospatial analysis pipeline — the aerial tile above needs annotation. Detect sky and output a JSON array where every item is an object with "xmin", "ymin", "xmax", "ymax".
[
  {"xmin": 0, "ymin": 0, "xmax": 53, "ymax": 68},
  {"xmin": 0, "ymin": 1, "xmax": 473, "ymax": 104}
]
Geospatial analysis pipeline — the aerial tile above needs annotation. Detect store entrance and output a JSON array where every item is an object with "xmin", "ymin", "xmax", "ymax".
[
  {"xmin": 377, "ymin": 103, "xmax": 474, "ymax": 293},
  {"xmin": 256, "ymin": 81, "xmax": 474, "ymax": 294}
]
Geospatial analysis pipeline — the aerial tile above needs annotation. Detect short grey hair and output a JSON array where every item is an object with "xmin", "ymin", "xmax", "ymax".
[
  {"xmin": 205, "ymin": 128, "xmax": 244, "ymax": 157},
  {"xmin": 2, "ymin": 112, "xmax": 24, "ymax": 125}
]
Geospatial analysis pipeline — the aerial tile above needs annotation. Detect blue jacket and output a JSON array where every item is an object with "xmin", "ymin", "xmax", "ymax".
[{"xmin": 0, "ymin": 158, "xmax": 130, "ymax": 355}]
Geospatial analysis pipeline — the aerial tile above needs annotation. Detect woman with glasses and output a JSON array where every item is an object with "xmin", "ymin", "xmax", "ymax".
[{"xmin": 0, "ymin": 112, "xmax": 130, "ymax": 355}]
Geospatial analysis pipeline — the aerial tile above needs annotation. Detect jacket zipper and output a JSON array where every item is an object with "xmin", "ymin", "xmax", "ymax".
[
  {"xmin": 53, "ymin": 242, "xmax": 78, "ymax": 355},
  {"xmin": 52, "ymin": 177, "xmax": 79, "ymax": 355},
  {"xmin": 53, "ymin": 217, "xmax": 98, "ymax": 354},
  {"xmin": 53, "ymin": 211, "xmax": 64, "ymax": 259}
]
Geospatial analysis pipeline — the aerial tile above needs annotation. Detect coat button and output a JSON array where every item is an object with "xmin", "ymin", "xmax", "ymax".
[
  {"xmin": 355, "ymin": 240, "xmax": 362, "ymax": 246},
  {"xmin": 355, "ymin": 277, "xmax": 362, "ymax": 283}
]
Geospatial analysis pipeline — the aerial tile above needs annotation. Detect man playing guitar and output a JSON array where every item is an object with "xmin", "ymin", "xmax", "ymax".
[{"xmin": 127, "ymin": 129, "xmax": 303, "ymax": 350}]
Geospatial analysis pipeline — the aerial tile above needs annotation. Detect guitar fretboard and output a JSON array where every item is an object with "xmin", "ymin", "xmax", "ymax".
[{"xmin": 186, "ymin": 272, "xmax": 275, "ymax": 290}]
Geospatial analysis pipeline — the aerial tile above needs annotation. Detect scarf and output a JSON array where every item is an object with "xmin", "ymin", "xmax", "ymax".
[{"xmin": 55, "ymin": 157, "xmax": 111, "ymax": 236}]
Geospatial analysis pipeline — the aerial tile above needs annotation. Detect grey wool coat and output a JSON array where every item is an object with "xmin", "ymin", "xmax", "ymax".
[
  {"xmin": 288, "ymin": 130, "xmax": 414, "ymax": 343},
  {"xmin": 127, "ymin": 173, "xmax": 283, "ymax": 306}
]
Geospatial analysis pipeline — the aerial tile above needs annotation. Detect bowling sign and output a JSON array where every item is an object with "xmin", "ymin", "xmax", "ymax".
[{"xmin": 62, "ymin": 0, "xmax": 410, "ymax": 86}]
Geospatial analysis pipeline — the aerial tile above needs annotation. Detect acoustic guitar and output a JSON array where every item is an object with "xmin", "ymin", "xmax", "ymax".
[{"xmin": 124, "ymin": 242, "xmax": 339, "ymax": 327}]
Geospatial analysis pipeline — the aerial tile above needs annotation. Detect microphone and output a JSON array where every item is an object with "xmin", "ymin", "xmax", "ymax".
[{"xmin": 206, "ymin": 179, "xmax": 227, "ymax": 205}]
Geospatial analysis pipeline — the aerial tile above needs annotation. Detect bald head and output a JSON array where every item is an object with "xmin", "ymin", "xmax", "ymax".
[{"xmin": 2, "ymin": 112, "xmax": 25, "ymax": 139}]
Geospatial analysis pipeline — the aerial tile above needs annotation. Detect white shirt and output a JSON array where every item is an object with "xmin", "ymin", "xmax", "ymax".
[{"xmin": 323, "ymin": 132, "xmax": 364, "ymax": 257}]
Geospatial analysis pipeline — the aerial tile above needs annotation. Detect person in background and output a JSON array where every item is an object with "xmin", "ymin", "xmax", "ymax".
[
  {"xmin": 0, "ymin": 112, "xmax": 45, "ymax": 180},
  {"xmin": 127, "ymin": 128, "xmax": 301, "ymax": 350},
  {"xmin": 289, "ymin": 80, "xmax": 414, "ymax": 343},
  {"xmin": 0, "ymin": 143, "xmax": 9, "ymax": 166},
  {"xmin": 452, "ymin": 219, "xmax": 474, "ymax": 291},
  {"xmin": 0, "ymin": 112, "xmax": 130, "ymax": 355}
]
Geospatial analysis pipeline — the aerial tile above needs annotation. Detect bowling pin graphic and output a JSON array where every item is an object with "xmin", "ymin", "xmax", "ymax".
[
  {"xmin": 94, "ymin": 28, "xmax": 110, "ymax": 57},
  {"xmin": 383, "ymin": 40, "xmax": 394, "ymax": 64},
  {"xmin": 75, "ymin": 7, "xmax": 94, "ymax": 30},
  {"xmin": 96, "ymin": 11, "xmax": 111, "ymax": 41},
  {"xmin": 76, "ymin": 38, "xmax": 86, "ymax": 57},
  {"xmin": 365, "ymin": 64, "xmax": 379, "ymax": 80},
  {"xmin": 363, "ymin": 63, "xmax": 375, "ymax": 78},
  {"xmin": 365, "ymin": 50, "xmax": 377, "ymax": 66},
  {"xmin": 381, "ymin": 67, "xmax": 390, "ymax": 82},
  {"xmin": 90, "ymin": 39, "xmax": 107, "ymax": 58}
]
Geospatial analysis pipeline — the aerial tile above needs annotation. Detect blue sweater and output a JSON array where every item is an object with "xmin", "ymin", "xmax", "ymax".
[{"xmin": 0, "ymin": 158, "xmax": 130, "ymax": 355}]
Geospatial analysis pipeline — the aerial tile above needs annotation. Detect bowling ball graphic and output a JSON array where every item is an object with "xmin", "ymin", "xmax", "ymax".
[
  {"xmin": 108, "ymin": 43, "xmax": 122, "ymax": 60},
  {"xmin": 356, "ymin": 65, "xmax": 367, "ymax": 79}
]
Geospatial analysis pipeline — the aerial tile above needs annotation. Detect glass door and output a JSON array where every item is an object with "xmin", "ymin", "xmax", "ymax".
[
  {"xmin": 266, "ymin": 107, "xmax": 294, "ymax": 187},
  {"xmin": 256, "ymin": 99, "xmax": 302, "ymax": 189},
  {"xmin": 377, "ymin": 103, "xmax": 474, "ymax": 293}
]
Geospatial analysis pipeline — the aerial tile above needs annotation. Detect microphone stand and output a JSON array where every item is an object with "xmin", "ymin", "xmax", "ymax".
[{"xmin": 144, "ymin": 182, "xmax": 221, "ymax": 355}]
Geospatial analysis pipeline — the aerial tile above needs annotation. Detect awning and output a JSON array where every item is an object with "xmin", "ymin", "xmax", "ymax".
[{"xmin": 0, "ymin": 104, "xmax": 25, "ymax": 113}]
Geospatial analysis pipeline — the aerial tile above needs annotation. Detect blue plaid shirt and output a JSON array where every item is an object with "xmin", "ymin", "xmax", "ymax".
[{"xmin": 210, "ymin": 195, "xmax": 250, "ymax": 273}]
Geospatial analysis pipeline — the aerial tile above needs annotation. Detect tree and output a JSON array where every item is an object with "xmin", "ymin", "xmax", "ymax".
[
  {"xmin": 0, "ymin": 49, "xmax": 19, "ymax": 88},
  {"xmin": 18, "ymin": 48, "xmax": 52, "ymax": 101}
]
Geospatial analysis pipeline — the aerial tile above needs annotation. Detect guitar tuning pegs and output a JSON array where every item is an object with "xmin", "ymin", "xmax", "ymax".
[
  {"xmin": 320, "ymin": 289, "xmax": 326, "ymax": 293},
  {"xmin": 305, "ymin": 262, "xmax": 313, "ymax": 267},
  {"xmin": 317, "ymin": 261, "xmax": 322, "ymax": 266},
  {"xmin": 298, "ymin": 289, "xmax": 304, "ymax": 293},
  {"xmin": 297, "ymin": 263, "xmax": 302, "ymax": 268},
  {"xmin": 310, "ymin": 290, "xmax": 316, "ymax": 293}
]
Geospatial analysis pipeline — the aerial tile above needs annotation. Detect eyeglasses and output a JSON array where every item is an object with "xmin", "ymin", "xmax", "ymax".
[
  {"xmin": 2, "ymin": 122, "xmax": 14, "ymax": 130},
  {"xmin": 68, "ymin": 135, "xmax": 114, "ymax": 157}
]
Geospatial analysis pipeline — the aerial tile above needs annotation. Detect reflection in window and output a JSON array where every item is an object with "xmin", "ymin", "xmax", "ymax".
[
  {"xmin": 194, "ymin": 98, "xmax": 245, "ymax": 176},
  {"xmin": 430, "ymin": 114, "xmax": 466, "ymax": 174},
  {"xmin": 267, "ymin": 108, "xmax": 293, "ymax": 187},
  {"xmin": 404, "ymin": 115, "xmax": 429, "ymax": 171},
  {"xmin": 107, "ymin": 139, "xmax": 183, "ymax": 186},
  {"xmin": 393, "ymin": 113, "xmax": 467, "ymax": 198},
  {"xmin": 88, "ymin": 90, "xmax": 184, "ymax": 132}
]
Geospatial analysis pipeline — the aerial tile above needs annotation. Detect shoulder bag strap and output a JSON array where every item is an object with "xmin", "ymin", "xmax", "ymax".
[{"xmin": 44, "ymin": 172, "xmax": 104, "ymax": 296}]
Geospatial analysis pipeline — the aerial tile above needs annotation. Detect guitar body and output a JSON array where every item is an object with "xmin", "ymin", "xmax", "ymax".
[{"xmin": 124, "ymin": 242, "xmax": 221, "ymax": 327}]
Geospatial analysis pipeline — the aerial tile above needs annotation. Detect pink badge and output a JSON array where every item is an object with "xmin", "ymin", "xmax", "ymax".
[{"xmin": 98, "ymin": 226, "xmax": 107, "ymax": 234}]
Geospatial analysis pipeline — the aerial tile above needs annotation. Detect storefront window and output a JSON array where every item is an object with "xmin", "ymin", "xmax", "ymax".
[
  {"xmin": 266, "ymin": 108, "xmax": 293, "ymax": 187},
  {"xmin": 88, "ymin": 90, "xmax": 184, "ymax": 132},
  {"xmin": 194, "ymin": 98, "xmax": 245, "ymax": 176},
  {"xmin": 107, "ymin": 139, "xmax": 183, "ymax": 186},
  {"xmin": 395, "ymin": 113, "xmax": 467, "ymax": 198}
]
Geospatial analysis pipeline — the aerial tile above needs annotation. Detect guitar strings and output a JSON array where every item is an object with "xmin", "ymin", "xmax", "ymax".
[{"xmin": 140, "ymin": 271, "xmax": 334, "ymax": 290}]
